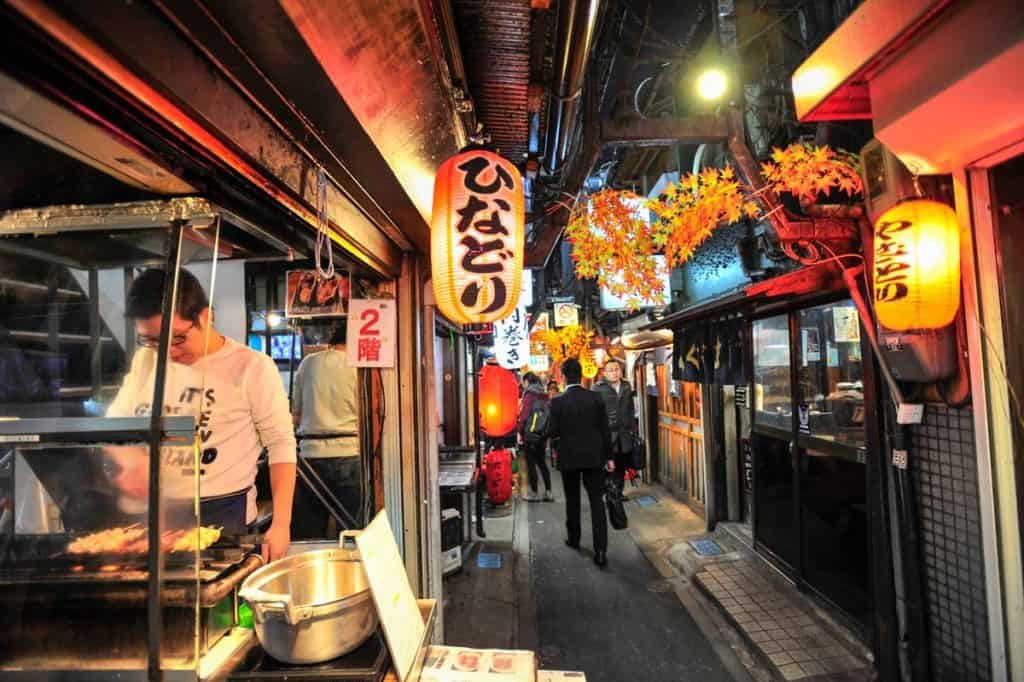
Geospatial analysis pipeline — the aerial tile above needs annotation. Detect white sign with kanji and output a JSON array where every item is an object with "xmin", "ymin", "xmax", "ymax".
[
  {"xmin": 347, "ymin": 299, "xmax": 396, "ymax": 368},
  {"xmin": 493, "ymin": 306, "xmax": 530, "ymax": 370}
]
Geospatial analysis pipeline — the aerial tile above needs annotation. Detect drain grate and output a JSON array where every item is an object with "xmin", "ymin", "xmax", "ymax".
[
  {"xmin": 689, "ymin": 539, "xmax": 723, "ymax": 556},
  {"xmin": 635, "ymin": 495, "xmax": 658, "ymax": 507}
]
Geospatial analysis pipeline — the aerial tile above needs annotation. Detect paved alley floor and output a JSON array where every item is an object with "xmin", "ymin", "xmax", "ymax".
[{"xmin": 527, "ymin": 471, "xmax": 744, "ymax": 682}]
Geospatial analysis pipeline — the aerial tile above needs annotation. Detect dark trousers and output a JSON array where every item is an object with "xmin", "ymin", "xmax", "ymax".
[
  {"xmin": 292, "ymin": 456, "xmax": 362, "ymax": 539},
  {"xmin": 524, "ymin": 442, "xmax": 552, "ymax": 493},
  {"xmin": 562, "ymin": 467, "xmax": 607, "ymax": 552},
  {"xmin": 609, "ymin": 448, "xmax": 630, "ymax": 493}
]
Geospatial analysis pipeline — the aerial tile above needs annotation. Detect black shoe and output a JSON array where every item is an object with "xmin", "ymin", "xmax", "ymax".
[
  {"xmin": 565, "ymin": 539, "xmax": 580, "ymax": 551},
  {"xmin": 593, "ymin": 551, "xmax": 608, "ymax": 568}
]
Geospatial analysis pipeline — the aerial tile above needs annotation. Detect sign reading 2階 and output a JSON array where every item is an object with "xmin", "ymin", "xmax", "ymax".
[{"xmin": 347, "ymin": 299, "xmax": 396, "ymax": 368}]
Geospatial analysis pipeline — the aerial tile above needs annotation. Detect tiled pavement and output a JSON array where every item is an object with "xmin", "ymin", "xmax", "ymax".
[{"xmin": 696, "ymin": 560, "xmax": 873, "ymax": 681}]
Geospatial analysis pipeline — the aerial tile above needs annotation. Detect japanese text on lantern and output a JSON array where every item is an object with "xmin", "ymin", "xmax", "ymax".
[
  {"xmin": 457, "ymin": 157, "xmax": 514, "ymax": 314},
  {"xmin": 432, "ymin": 150, "xmax": 524, "ymax": 325},
  {"xmin": 347, "ymin": 299, "xmax": 396, "ymax": 368}
]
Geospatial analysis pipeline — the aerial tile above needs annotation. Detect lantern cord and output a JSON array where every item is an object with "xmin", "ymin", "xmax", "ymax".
[
  {"xmin": 912, "ymin": 173, "xmax": 924, "ymax": 199},
  {"xmin": 972, "ymin": 318, "xmax": 1024, "ymax": 433},
  {"xmin": 314, "ymin": 167, "xmax": 336, "ymax": 280}
]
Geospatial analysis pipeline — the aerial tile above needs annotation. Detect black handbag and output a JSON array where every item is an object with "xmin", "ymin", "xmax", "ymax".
[
  {"xmin": 630, "ymin": 435, "xmax": 646, "ymax": 471},
  {"xmin": 604, "ymin": 478, "xmax": 628, "ymax": 530}
]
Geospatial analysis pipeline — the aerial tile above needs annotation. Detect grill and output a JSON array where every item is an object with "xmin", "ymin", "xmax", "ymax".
[{"xmin": 0, "ymin": 532, "xmax": 262, "ymax": 672}]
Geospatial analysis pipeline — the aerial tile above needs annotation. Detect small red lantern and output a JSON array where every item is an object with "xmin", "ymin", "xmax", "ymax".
[{"xmin": 478, "ymin": 363, "xmax": 519, "ymax": 437}]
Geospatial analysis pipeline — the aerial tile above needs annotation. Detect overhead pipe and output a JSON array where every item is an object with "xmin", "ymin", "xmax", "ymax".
[{"xmin": 544, "ymin": 0, "xmax": 604, "ymax": 174}]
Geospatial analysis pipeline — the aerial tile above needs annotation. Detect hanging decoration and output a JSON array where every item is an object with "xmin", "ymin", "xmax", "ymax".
[
  {"xmin": 565, "ymin": 145, "xmax": 863, "ymax": 309},
  {"xmin": 431, "ymin": 149, "xmax": 525, "ymax": 325},
  {"xmin": 478, "ymin": 363, "xmax": 519, "ymax": 437},
  {"xmin": 872, "ymin": 199, "xmax": 960, "ymax": 331},
  {"xmin": 565, "ymin": 190, "xmax": 667, "ymax": 309},
  {"xmin": 533, "ymin": 324, "xmax": 593, "ymax": 365},
  {"xmin": 493, "ymin": 307, "xmax": 530, "ymax": 369},
  {"xmin": 647, "ymin": 165, "xmax": 760, "ymax": 267},
  {"xmin": 759, "ymin": 143, "xmax": 863, "ymax": 204}
]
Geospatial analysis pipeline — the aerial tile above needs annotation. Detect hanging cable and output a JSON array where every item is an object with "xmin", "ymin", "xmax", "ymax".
[{"xmin": 314, "ymin": 167, "xmax": 336, "ymax": 280}]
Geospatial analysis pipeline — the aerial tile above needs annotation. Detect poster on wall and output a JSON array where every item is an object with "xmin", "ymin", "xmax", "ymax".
[
  {"xmin": 493, "ymin": 307, "xmax": 530, "ymax": 370},
  {"xmin": 285, "ymin": 270, "xmax": 349, "ymax": 318},
  {"xmin": 347, "ymin": 299, "xmax": 396, "ymax": 368},
  {"xmin": 833, "ymin": 305, "xmax": 861, "ymax": 343},
  {"xmin": 802, "ymin": 328, "xmax": 821, "ymax": 364}
]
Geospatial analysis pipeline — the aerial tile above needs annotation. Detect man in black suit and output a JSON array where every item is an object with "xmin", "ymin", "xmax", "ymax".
[{"xmin": 547, "ymin": 358, "xmax": 614, "ymax": 567}]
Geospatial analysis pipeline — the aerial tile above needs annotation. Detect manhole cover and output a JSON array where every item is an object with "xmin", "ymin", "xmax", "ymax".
[{"xmin": 689, "ymin": 539, "xmax": 724, "ymax": 556}]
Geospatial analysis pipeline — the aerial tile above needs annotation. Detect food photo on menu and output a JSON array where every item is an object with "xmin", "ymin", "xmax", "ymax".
[
  {"xmin": 419, "ymin": 646, "xmax": 535, "ymax": 682},
  {"xmin": 284, "ymin": 269, "xmax": 349, "ymax": 318}
]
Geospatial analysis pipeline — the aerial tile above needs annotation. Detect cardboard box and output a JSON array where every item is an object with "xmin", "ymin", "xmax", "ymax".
[{"xmin": 419, "ymin": 646, "xmax": 535, "ymax": 682}]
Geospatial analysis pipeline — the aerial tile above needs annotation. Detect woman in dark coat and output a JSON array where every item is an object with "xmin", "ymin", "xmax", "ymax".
[
  {"xmin": 593, "ymin": 358, "xmax": 635, "ymax": 496},
  {"xmin": 515, "ymin": 372, "xmax": 553, "ymax": 501}
]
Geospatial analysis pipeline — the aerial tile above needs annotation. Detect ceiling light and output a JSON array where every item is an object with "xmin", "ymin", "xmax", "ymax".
[{"xmin": 696, "ymin": 68, "xmax": 728, "ymax": 101}]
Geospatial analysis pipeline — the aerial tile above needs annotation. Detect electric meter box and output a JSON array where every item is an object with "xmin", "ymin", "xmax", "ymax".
[{"xmin": 878, "ymin": 326, "xmax": 957, "ymax": 383}]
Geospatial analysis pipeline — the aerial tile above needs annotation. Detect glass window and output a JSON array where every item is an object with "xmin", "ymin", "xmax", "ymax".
[
  {"xmin": 797, "ymin": 301, "xmax": 865, "ymax": 446},
  {"xmin": 753, "ymin": 314, "xmax": 792, "ymax": 430}
]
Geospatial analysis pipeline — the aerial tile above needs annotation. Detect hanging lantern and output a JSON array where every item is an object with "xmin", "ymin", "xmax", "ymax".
[
  {"xmin": 478, "ymin": 363, "xmax": 519, "ymax": 437},
  {"xmin": 580, "ymin": 349, "xmax": 599, "ymax": 379},
  {"xmin": 873, "ymin": 199, "xmax": 960, "ymax": 331},
  {"xmin": 432, "ymin": 149, "xmax": 525, "ymax": 325}
]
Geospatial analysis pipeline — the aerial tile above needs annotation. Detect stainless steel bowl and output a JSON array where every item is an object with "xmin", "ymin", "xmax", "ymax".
[{"xmin": 239, "ymin": 547, "xmax": 378, "ymax": 664}]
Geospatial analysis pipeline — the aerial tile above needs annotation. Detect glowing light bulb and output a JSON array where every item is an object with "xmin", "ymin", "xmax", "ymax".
[
  {"xmin": 696, "ymin": 69, "xmax": 728, "ymax": 101},
  {"xmin": 267, "ymin": 312, "xmax": 283, "ymax": 328}
]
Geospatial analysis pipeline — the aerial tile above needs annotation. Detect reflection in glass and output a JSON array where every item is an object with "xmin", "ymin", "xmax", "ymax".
[
  {"xmin": 797, "ymin": 301, "xmax": 865, "ymax": 446},
  {"xmin": 753, "ymin": 433, "xmax": 798, "ymax": 569},
  {"xmin": 753, "ymin": 315, "xmax": 791, "ymax": 430},
  {"xmin": 800, "ymin": 448, "xmax": 869, "ymax": 624}
]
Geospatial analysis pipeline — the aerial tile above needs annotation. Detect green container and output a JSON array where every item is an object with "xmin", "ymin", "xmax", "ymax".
[{"xmin": 237, "ymin": 602, "xmax": 254, "ymax": 629}]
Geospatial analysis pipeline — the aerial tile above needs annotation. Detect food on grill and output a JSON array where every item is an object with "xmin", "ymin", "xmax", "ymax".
[
  {"xmin": 67, "ymin": 525, "xmax": 146, "ymax": 554},
  {"xmin": 171, "ymin": 526, "xmax": 223, "ymax": 553},
  {"xmin": 66, "ymin": 525, "xmax": 222, "ymax": 555}
]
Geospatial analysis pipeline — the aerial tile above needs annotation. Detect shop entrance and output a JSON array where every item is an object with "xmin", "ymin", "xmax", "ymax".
[
  {"xmin": 654, "ymin": 362, "xmax": 706, "ymax": 516},
  {"xmin": 751, "ymin": 301, "xmax": 871, "ymax": 628}
]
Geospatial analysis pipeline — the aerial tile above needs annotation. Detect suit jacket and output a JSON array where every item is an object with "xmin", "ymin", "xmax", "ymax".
[
  {"xmin": 594, "ymin": 379, "xmax": 636, "ymax": 454},
  {"xmin": 548, "ymin": 385, "xmax": 612, "ymax": 471}
]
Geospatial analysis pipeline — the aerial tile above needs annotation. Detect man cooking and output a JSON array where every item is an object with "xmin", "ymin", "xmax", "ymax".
[{"xmin": 105, "ymin": 268, "xmax": 297, "ymax": 562}]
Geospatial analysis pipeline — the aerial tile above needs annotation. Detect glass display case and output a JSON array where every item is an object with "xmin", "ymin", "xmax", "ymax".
[{"xmin": 0, "ymin": 199, "xmax": 290, "ymax": 679}]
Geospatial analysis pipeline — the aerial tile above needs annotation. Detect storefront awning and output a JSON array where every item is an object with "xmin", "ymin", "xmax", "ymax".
[{"xmin": 792, "ymin": 0, "xmax": 1024, "ymax": 173}]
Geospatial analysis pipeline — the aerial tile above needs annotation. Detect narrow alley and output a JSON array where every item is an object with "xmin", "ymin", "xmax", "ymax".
[{"xmin": 444, "ymin": 472, "xmax": 873, "ymax": 681}]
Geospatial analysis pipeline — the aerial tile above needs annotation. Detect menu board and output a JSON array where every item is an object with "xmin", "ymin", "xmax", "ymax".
[
  {"xmin": 355, "ymin": 511, "xmax": 425, "ymax": 682},
  {"xmin": 420, "ymin": 646, "xmax": 535, "ymax": 682}
]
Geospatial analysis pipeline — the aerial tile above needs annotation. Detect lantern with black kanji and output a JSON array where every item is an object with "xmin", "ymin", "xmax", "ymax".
[
  {"xmin": 873, "ymin": 199, "xmax": 960, "ymax": 331},
  {"xmin": 478, "ymin": 363, "xmax": 519, "ymax": 437},
  {"xmin": 432, "ymin": 149, "xmax": 525, "ymax": 325}
]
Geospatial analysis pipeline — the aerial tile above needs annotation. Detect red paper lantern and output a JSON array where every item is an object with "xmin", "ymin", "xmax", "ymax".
[
  {"xmin": 478, "ymin": 363, "xmax": 519, "ymax": 437},
  {"xmin": 431, "ymin": 149, "xmax": 525, "ymax": 325}
]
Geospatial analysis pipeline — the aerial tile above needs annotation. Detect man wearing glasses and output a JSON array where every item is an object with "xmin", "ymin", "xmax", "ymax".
[{"xmin": 105, "ymin": 268, "xmax": 297, "ymax": 562}]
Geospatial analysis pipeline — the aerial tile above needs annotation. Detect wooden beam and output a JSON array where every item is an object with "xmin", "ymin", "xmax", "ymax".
[{"xmin": 600, "ymin": 115, "xmax": 729, "ymax": 147}]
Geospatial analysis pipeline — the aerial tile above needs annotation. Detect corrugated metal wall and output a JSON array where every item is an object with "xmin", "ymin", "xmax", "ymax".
[{"xmin": 910, "ymin": 404, "xmax": 991, "ymax": 681}]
